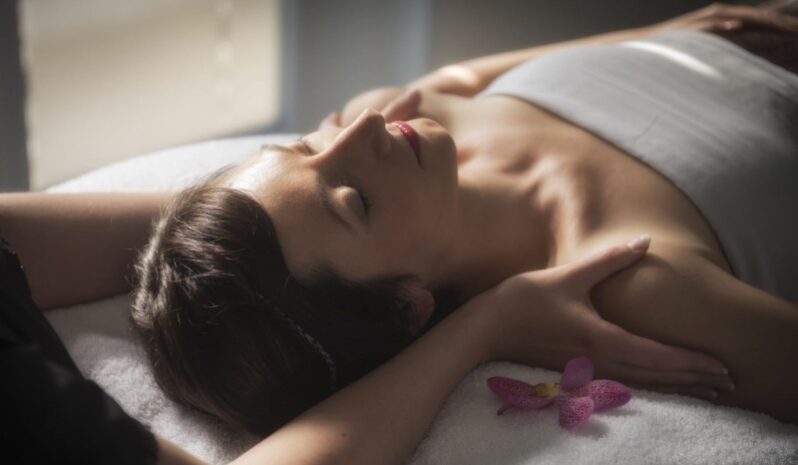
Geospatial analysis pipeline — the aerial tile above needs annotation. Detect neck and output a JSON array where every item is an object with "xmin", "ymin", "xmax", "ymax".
[{"xmin": 427, "ymin": 162, "xmax": 559, "ymax": 304}]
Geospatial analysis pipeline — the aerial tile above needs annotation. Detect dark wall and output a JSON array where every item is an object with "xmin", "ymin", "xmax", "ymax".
[
  {"xmin": 0, "ymin": 0, "xmax": 754, "ymax": 189},
  {"xmin": 0, "ymin": 0, "xmax": 28, "ymax": 192},
  {"xmin": 285, "ymin": 0, "xmax": 719, "ymax": 133}
]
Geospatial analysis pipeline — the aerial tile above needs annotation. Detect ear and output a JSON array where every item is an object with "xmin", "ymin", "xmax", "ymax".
[{"xmin": 404, "ymin": 281, "xmax": 436, "ymax": 331}]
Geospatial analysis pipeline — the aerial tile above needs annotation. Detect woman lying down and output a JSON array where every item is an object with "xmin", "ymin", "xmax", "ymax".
[{"xmin": 2, "ymin": 2, "xmax": 797, "ymax": 464}]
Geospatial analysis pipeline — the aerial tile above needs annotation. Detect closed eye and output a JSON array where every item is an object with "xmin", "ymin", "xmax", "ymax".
[
  {"xmin": 300, "ymin": 135, "xmax": 373, "ymax": 219},
  {"xmin": 341, "ymin": 176, "xmax": 373, "ymax": 219},
  {"xmin": 299, "ymin": 137, "xmax": 316, "ymax": 155}
]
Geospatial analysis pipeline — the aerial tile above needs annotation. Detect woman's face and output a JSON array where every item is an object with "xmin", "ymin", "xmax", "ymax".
[{"xmin": 221, "ymin": 109, "xmax": 459, "ymax": 290}]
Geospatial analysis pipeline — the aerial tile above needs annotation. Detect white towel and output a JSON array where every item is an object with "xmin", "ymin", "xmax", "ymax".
[{"xmin": 46, "ymin": 136, "xmax": 798, "ymax": 464}]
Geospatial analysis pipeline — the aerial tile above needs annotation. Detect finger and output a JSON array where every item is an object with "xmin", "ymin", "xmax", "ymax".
[
  {"xmin": 382, "ymin": 89, "xmax": 422, "ymax": 122},
  {"xmin": 688, "ymin": 18, "xmax": 743, "ymax": 32},
  {"xmin": 706, "ymin": 19, "xmax": 745, "ymax": 32},
  {"xmin": 711, "ymin": 4, "xmax": 798, "ymax": 33},
  {"xmin": 625, "ymin": 383, "xmax": 721, "ymax": 401},
  {"xmin": 318, "ymin": 112, "xmax": 341, "ymax": 130},
  {"xmin": 319, "ymin": 111, "xmax": 342, "ymax": 129},
  {"xmin": 595, "ymin": 360, "xmax": 735, "ymax": 392},
  {"xmin": 594, "ymin": 319, "xmax": 729, "ymax": 376},
  {"xmin": 382, "ymin": 88, "xmax": 421, "ymax": 122},
  {"xmin": 564, "ymin": 234, "xmax": 651, "ymax": 290}
]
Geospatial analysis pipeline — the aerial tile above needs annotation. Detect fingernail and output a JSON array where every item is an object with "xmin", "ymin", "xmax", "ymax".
[
  {"xmin": 626, "ymin": 234, "xmax": 651, "ymax": 252},
  {"xmin": 724, "ymin": 381, "xmax": 736, "ymax": 392},
  {"xmin": 706, "ymin": 390, "xmax": 719, "ymax": 399},
  {"xmin": 712, "ymin": 366, "xmax": 729, "ymax": 375},
  {"xmin": 722, "ymin": 20, "xmax": 741, "ymax": 31}
]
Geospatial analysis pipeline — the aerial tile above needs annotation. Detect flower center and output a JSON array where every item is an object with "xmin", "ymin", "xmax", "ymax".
[{"xmin": 536, "ymin": 382, "xmax": 560, "ymax": 397}]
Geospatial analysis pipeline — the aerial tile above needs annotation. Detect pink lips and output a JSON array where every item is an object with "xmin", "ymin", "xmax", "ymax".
[{"xmin": 393, "ymin": 121, "xmax": 422, "ymax": 167}]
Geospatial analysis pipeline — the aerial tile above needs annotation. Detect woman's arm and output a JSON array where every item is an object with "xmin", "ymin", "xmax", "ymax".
[
  {"xmin": 229, "ymin": 288, "xmax": 493, "ymax": 465},
  {"xmin": 408, "ymin": 2, "xmax": 798, "ymax": 97},
  {"xmin": 590, "ymin": 243, "xmax": 798, "ymax": 423},
  {"xmin": 225, "ymin": 239, "xmax": 729, "ymax": 465},
  {"xmin": 336, "ymin": 26, "xmax": 653, "ymax": 115},
  {"xmin": 157, "ymin": 436, "xmax": 210, "ymax": 465},
  {"xmin": 334, "ymin": 4, "xmax": 798, "ymax": 128},
  {"xmin": 335, "ymin": 4, "xmax": 785, "ymax": 121},
  {"xmin": 0, "ymin": 192, "xmax": 172, "ymax": 310},
  {"xmin": 407, "ymin": 26, "xmax": 649, "ymax": 97}
]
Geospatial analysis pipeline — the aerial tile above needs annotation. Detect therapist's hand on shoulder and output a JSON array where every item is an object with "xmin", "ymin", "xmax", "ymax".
[{"xmin": 479, "ymin": 235, "xmax": 735, "ymax": 400}]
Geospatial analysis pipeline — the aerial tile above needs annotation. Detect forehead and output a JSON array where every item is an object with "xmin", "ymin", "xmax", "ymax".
[
  {"xmin": 217, "ymin": 147, "xmax": 343, "ymax": 281},
  {"xmin": 221, "ymin": 147, "xmax": 295, "ymax": 194}
]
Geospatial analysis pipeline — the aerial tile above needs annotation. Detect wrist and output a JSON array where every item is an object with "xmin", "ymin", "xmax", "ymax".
[
  {"xmin": 452, "ymin": 283, "xmax": 521, "ymax": 364},
  {"xmin": 468, "ymin": 275, "xmax": 584, "ymax": 367},
  {"xmin": 635, "ymin": 24, "xmax": 665, "ymax": 39}
]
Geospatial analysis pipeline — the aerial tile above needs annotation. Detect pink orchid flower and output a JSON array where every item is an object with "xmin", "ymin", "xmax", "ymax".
[{"xmin": 487, "ymin": 357, "xmax": 632, "ymax": 429}]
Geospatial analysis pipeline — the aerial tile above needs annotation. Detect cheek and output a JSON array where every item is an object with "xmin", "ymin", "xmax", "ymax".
[
  {"xmin": 387, "ymin": 188, "xmax": 437, "ymax": 235},
  {"xmin": 378, "ymin": 198, "xmax": 446, "ymax": 264},
  {"xmin": 371, "ymin": 170, "xmax": 453, "ymax": 267}
]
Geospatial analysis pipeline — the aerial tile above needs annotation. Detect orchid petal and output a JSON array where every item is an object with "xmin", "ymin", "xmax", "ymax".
[
  {"xmin": 586, "ymin": 380, "xmax": 632, "ymax": 411},
  {"xmin": 560, "ymin": 356, "xmax": 594, "ymax": 391},
  {"xmin": 487, "ymin": 377, "xmax": 556, "ymax": 414},
  {"xmin": 558, "ymin": 396, "xmax": 595, "ymax": 429}
]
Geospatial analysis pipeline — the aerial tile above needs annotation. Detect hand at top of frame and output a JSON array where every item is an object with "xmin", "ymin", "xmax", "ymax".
[
  {"xmin": 320, "ymin": 87, "xmax": 422, "ymax": 130},
  {"xmin": 647, "ymin": 2, "xmax": 798, "ymax": 36},
  {"xmin": 478, "ymin": 235, "xmax": 736, "ymax": 401}
]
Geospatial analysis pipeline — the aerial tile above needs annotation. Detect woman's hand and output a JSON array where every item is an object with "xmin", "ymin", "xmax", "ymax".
[
  {"xmin": 645, "ymin": 3, "xmax": 798, "ymax": 74},
  {"xmin": 647, "ymin": 2, "xmax": 798, "ymax": 36},
  {"xmin": 481, "ymin": 235, "xmax": 734, "ymax": 400},
  {"xmin": 320, "ymin": 87, "xmax": 423, "ymax": 130}
]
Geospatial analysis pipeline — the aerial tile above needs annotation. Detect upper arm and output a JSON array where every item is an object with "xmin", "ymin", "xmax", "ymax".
[{"xmin": 590, "ymin": 247, "xmax": 798, "ymax": 422}]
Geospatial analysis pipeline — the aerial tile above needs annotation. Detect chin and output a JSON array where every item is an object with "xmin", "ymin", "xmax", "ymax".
[{"xmin": 416, "ymin": 118, "xmax": 456, "ymax": 152}]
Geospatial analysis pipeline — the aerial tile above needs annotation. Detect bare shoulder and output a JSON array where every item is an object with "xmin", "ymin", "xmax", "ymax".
[
  {"xmin": 587, "ymin": 239, "xmax": 726, "ymax": 347},
  {"xmin": 579, "ymin": 233, "xmax": 798, "ymax": 422}
]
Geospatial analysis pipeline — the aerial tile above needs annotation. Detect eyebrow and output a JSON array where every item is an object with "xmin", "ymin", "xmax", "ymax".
[
  {"xmin": 261, "ymin": 143, "xmax": 292, "ymax": 154},
  {"xmin": 262, "ymin": 141, "xmax": 356, "ymax": 232},
  {"xmin": 317, "ymin": 177, "xmax": 356, "ymax": 233}
]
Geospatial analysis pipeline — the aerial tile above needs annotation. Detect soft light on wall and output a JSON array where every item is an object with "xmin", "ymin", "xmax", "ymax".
[{"xmin": 21, "ymin": 0, "xmax": 282, "ymax": 190}]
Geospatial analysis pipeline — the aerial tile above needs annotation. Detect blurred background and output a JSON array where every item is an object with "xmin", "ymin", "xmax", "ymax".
[{"xmin": 1, "ymin": 0, "xmax": 733, "ymax": 192}]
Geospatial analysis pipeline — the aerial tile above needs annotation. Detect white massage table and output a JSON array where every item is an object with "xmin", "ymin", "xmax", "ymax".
[{"xmin": 44, "ymin": 135, "xmax": 798, "ymax": 464}]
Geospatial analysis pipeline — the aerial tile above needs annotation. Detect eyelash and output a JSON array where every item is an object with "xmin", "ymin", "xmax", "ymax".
[
  {"xmin": 300, "ymin": 138, "xmax": 373, "ymax": 216},
  {"xmin": 299, "ymin": 137, "xmax": 315, "ymax": 155}
]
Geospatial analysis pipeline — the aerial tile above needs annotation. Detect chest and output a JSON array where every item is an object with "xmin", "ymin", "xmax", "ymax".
[{"xmin": 446, "ymin": 95, "xmax": 734, "ymax": 271}]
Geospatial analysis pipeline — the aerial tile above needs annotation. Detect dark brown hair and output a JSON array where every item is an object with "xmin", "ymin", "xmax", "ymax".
[{"xmin": 130, "ymin": 167, "xmax": 454, "ymax": 436}]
